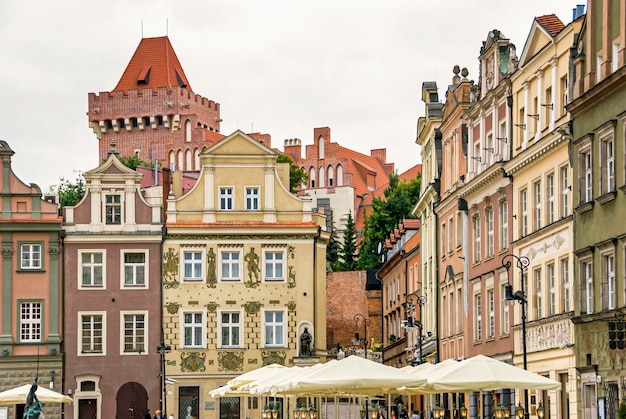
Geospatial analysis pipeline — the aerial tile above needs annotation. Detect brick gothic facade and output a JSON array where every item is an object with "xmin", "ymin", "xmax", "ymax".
[{"xmin": 88, "ymin": 36, "xmax": 224, "ymax": 170}]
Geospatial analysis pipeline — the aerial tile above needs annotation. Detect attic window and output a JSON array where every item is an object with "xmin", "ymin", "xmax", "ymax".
[
  {"xmin": 137, "ymin": 65, "xmax": 151, "ymax": 85},
  {"xmin": 176, "ymin": 71, "xmax": 187, "ymax": 88}
]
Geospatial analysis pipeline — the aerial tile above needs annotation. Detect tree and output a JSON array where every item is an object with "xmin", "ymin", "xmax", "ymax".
[
  {"xmin": 339, "ymin": 212, "xmax": 358, "ymax": 271},
  {"xmin": 111, "ymin": 154, "xmax": 153, "ymax": 170},
  {"xmin": 326, "ymin": 216, "xmax": 342, "ymax": 271},
  {"xmin": 48, "ymin": 177, "xmax": 86, "ymax": 207},
  {"xmin": 357, "ymin": 172, "xmax": 421, "ymax": 270},
  {"xmin": 277, "ymin": 154, "xmax": 308, "ymax": 193}
]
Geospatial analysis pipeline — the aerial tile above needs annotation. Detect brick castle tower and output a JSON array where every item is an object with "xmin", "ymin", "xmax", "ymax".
[{"xmin": 88, "ymin": 36, "xmax": 225, "ymax": 171}]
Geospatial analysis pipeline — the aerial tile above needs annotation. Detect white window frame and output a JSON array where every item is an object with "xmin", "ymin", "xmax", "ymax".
[
  {"xmin": 79, "ymin": 250, "xmax": 106, "ymax": 289},
  {"xmin": 220, "ymin": 249, "xmax": 242, "ymax": 281},
  {"xmin": 533, "ymin": 180, "xmax": 541, "ymax": 231},
  {"xmin": 579, "ymin": 147, "xmax": 593, "ymax": 203},
  {"xmin": 520, "ymin": 188, "xmax": 528, "ymax": 237},
  {"xmin": 547, "ymin": 173, "xmax": 555, "ymax": 224},
  {"xmin": 121, "ymin": 250, "xmax": 148, "ymax": 288},
  {"xmin": 262, "ymin": 308, "xmax": 287, "ymax": 348},
  {"xmin": 472, "ymin": 215, "xmax": 481, "ymax": 263},
  {"xmin": 219, "ymin": 187, "xmax": 234, "ymax": 210},
  {"xmin": 79, "ymin": 312, "xmax": 106, "ymax": 356},
  {"xmin": 499, "ymin": 201, "xmax": 508, "ymax": 250},
  {"xmin": 264, "ymin": 249, "xmax": 285, "ymax": 281},
  {"xmin": 218, "ymin": 308, "xmax": 244, "ymax": 348},
  {"xmin": 20, "ymin": 243, "xmax": 42, "ymax": 270},
  {"xmin": 120, "ymin": 310, "xmax": 148, "ymax": 355},
  {"xmin": 20, "ymin": 301, "xmax": 42, "ymax": 343},
  {"xmin": 488, "ymin": 289, "xmax": 495, "ymax": 338},
  {"xmin": 534, "ymin": 268, "xmax": 542, "ymax": 319},
  {"xmin": 105, "ymin": 194, "xmax": 122, "ymax": 225},
  {"xmin": 181, "ymin": 310, "xmax": 206, "ymax": 349},
  {"xmin": 560, "ymin": 165, "xmax": 569, "ymax": 218},
  {"xmin": 604, "ymin": 253, "xmax": 616, "ymax": 310},
  {"xmin": 548, "ymin": 263, "xmax": 556, "ymax": 316},
  {"xmin": 245, "ymin": 186, "xmax": 260, "ymax": 211},
  {"xmin": 474, "ymin": 294, "xmax": 482, "ymax": 341},
  {"xmin": 500, "ymin": 280, "xmax": 510, "ymax": 335},
  {"xmin": 561, "ymin": 257, "xmax": 570, "ymax": 312},
  {"xmin": 448, "ymin": 217, "xmax": 454, "ymax": 254},
  {"xmin": 582, "ymin": 259, "xmax": 593, "ymax": 314},
  {"xmin": 601, "ymin": 135, "xmax": 615, "ymax": 194},
  {"xmin": 485, "ymin": 208, "xmax": 494, "ymax": 258},
  {"xmin": 182, "ymin": 250, "xmax": 204, "ymax": 282},
  {"xmin": 612, "ymin": 40, "xmax": 621, "ymax": 73},
  {"xmin": 441, "ymin": 222, "xmax": 447, "ymax": 256}
]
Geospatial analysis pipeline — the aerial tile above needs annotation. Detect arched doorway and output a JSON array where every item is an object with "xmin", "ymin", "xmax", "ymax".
[{"xmin": 117, "ymin": 382, "xmax": 148, "ymax": 419}]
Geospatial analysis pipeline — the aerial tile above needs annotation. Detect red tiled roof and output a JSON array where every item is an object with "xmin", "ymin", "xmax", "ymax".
[
  {"xmin": 535, "ymin": 14, "xmax": 565, "ymax": 37},
  {"xmin": 114, "ymin": 36, "xmax": 192, "ymax": 92}
]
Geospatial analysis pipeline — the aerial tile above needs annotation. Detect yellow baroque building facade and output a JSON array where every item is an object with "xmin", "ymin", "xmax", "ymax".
[{"xmin": 162, "ymin": 131, "xmax": 329, "ymax": 419}]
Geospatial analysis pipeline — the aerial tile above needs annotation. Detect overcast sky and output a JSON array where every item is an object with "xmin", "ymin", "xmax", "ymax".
[{"xmin": 0, "ymin": 0, "xmax": 581, "ymax": 191}]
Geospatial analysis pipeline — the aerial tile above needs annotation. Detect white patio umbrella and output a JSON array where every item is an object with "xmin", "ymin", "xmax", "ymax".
[
  {"xmin": 426, "ymin": 354, "xmax": 561, "ymax": 392},
  {"xmin": 209, "ymin": 363, "xmax": 290, "ymax": 397},
  {"xmin": 0, "ymin": 384, "xmax": 73, "ymax": 406},
  {"xmin": 277, "ymin": 356, "xmax": 427, "ymax": 396}
]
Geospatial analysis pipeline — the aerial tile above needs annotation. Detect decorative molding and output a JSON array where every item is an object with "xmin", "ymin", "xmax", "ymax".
[
  {"xmin": 167, "ymin": 234, "xmax": 319, "ymax": 241},
  {"xmin": 218, "ymin": 351, "xmax": 244, "ymax": 371},
  {"xmin": 206, "ymin": 247, "xmax": 216, "ymax": 288},
  {"xmin": 287, "ymin": 245, "xmax": 296, "ymax": 288},
  {"xmin": 262, "ymin": 351, "xmax": 286, "ymax": 366},
  {"xmin": 180, "ymin": 352, "xmax": 206, "ymax": 372},
  {"xmin": 244, "ymin": 301, "xmax": 263, "ymax": 315},
  {"xmin": 287, "ymin": 301, "xmax": 296, "ymax": 313},
  {"xmin": 165, "ymin": 302, "xmax": 181, "ymax": 315},
  {"xmin": 244, "ymin": 247, "xmax": 260, "ymax": 288},
  {"xmin": 206, "ymin": 302, "xmax": 219, "ymax": 313}
]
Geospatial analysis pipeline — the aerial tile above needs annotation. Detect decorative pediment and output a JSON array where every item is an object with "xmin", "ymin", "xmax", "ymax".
[{"xmin": 519, "ymin": 15, "xmax": 565, "ymax": 67}]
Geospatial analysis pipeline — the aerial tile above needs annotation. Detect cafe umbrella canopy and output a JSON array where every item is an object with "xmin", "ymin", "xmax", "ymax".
[{"xmin": 0, "ymin": 383, "xmax": 73, "ymax": 406}]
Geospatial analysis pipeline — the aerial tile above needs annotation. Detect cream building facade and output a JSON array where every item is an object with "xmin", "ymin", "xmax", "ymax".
[
  {"xmin": 505, "ymin": 14, "xmax": 582, "ymax": 419},
  {"xmin": 162, "ymin": 131, "xmax": 329, "ymax": 419}
]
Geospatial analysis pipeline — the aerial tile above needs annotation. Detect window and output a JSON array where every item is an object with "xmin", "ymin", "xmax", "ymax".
[
  {"xmin": 534, "ymin": 268, "xmax": 542, "ymax": 319},
  {"xmin": 582, "ymin": 260, "xmax": 593, "ymax": 314},
  {"xmin": 81, "ymin": 251, "xmax": 104, "ymax": 287},
  {"xmin": 441, "ymin": 222, "xmax": 447, "ymax": 256},
  {"xmin": 485, "ymin": 133, "xmax": 494, "ymax": 165},
  {"xmin": 613, "ymin": 41, "xmax": 621, "ymax": 73},
  {"xmin": 456, "ymin": 212, "xmax": 463, "ymax": 249},
  {"xmin": 473, "ymin": 142, "xmax": 481, "ymax": 173},
  {"xmin": 264, "ymin": 310, "xmax": 286, "ymax": 347},
  {"xmin": 601, "ymin": 136, "xmax": 615, "ymax": 194},
  {"xmin": 474, "ymin": 295, "xmax": 482, "ymax": 341},
  {"xmin": 81, "ymin": 313, "xmax": 104, "ymax": 354},
  {"xmin": 122, "ymin": 312, "xmax": 146, "ymax": 354},
  {"xmin": 183, "ymin": 251, "xmax": 203, "ymax": 281},
  {"xmin": 579, "ymin": 148, "xmax": 592, "ymax": 203},
  {"xmin": 561, "ymin": 258, "xmax": 570, "ymax": 312},
  {"xmin": 560, "ymin": 166, "xmax": 569, "ymax": 217},
  {"xmin": 264, "ymin": 251, "xmax": 284, "ymax": 281},
  {"xmin": 596, "ymin": 55, "xmax": 603, "ymax": 83},
  {"xmin": 472, "ymin": 215, "xmax": 481, "ymax": 263},
  {"xmin": 20, "ymin": 302, "xmax": 42, "ymax": 342},
  {"xmin": 560, "ymin": 76, "xmax": 568, "ymax": 117},
  {"xmin": 105, "ymin": 194, "xmax": 121, "ymax": 224},
  {"xmin": 448, "ymin": 217, "xmax": 454, "ymax": 254},
  {"xmin": 501, "ymin": 282, "xmax": 510, "ymax": 334},
  {"xmin": 485, "ymin": 208, "xmax": 494, "ymax": 258},
  {"xmin": 183, "ymin": 311, "xmax": 204, "ymax": 348},
  {"xmin": 603, "ymin": 253, "xmax": 616, "ymax": 310},
  {"xmin": 548, "ymin": 263, "xmax": 555, "ymax": 316},
  {"xmin": 546, "ymin": 173, "xmax": 555, "ymax": 224},
  {"xmin": 220, "ymin": 187, "xmax": 234, "ymax": 210},
  {"xmin": 499, "ymin": 201, "xmax": 508, "ymax": 250},
  {"xmin": 20, "ymin": 243, "xmax": 42, "ymax": 270},
  {"xmin": 520, "ymin": 189, "xmax": 528, "ymax": 237},
  {"xmin": 220, "ymin": 251, "xmax": 241, "ymax": 281},
  {"xmin": 488, "ymin": 289, "xmax": 495, "ymax": 338},
  {"xmin": 533, "ymin": 181, "xmax": 541, "ymax": 231},
  {"xmin": 245, "ymin": 187, "xmax": 259, "ymax": 210},
  {"xmin": 123, "ymin": 251, "xmax": 146, "ymax": 287},
  {"xmin": 220, "ymin": 310, "xmax": 242, "ymax": 348}
]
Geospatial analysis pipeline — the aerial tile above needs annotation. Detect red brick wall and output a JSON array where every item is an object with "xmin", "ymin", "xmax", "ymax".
[{"xmin": 326, "ymin": 270, "xmax": 382, "ymax": 351}]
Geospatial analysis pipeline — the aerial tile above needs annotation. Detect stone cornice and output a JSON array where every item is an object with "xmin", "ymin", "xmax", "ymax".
[
  {"xmin": 504, "ymin": 131, "xmax": 568, "ymax": 175},
  {"xmin": 459, "ymin": 163, "xmax": 507, "ymax": 198}
]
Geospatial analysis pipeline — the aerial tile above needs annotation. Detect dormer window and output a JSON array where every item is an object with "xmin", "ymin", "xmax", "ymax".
[{"xmin": 105, "ymin": 195, "xmax": 121, "ymax": 225}]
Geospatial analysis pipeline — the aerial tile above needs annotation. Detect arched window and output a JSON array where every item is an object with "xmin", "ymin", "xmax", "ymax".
[
  {"xmin": 336, "ymin": 165, "xmax": 344, "ymax": 186},
  {"xmin": 194, "ymin": 148, "xmax": 200, "ymax": 171},
  {"xmin": 318, "ymin": 167, "xmax": 325, "ymax": 187},
  {"xmin": 185, "ymin": 149, "xmax": 192, "ymax": 171},
  {"xmin": 185, "ymin": 120, "xmax": 192, "ymax": 142},
  {"xmin": 169, "ymin": 151, "xmax": 176, "ymax": 172},
  {"xmin": 327, "ymin": 165, "xmax": 334, "ymax": 187},
  {"xmin": 318, "ymin": 136, "xmax": 325, "ymax": 159},
  {"xmin": 177, "ymin": 150, "xmax": 183, "ymax": 171},
  {"xmin": 309, "ymin": 168, "xmax": 316, "ymax": 188}
]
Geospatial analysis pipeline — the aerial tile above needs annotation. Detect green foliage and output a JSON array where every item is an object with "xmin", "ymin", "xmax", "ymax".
[
  {"xmin": 357, "ymin": 172, "xmax": 421, "ymax": 270},
  {"xmin": 339, "ymin": 212, "xmax": 358, "ymax": 271},
  {"xmin": 277, "ymin": 154, "xmax": 308, "ymax": 193},
  {"xmin": 326, "ymin": 216, "xmax": 342, "ymax": 271},
  {"xmin": 618, "ymin": 401, "xmax": 626, "ymax": 419},
  {"xmin": 48, "ymin": 177, "xmax": 85, "ymax": 207},
  {"xmin": 110, "ymin": 155, "xmax": 153, "ymax": 170}
]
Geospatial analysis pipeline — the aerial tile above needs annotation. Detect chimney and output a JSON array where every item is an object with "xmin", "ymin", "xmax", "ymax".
[{"xmin": 572, "ymin": 4, "xmax": 585, "ymax": 20}]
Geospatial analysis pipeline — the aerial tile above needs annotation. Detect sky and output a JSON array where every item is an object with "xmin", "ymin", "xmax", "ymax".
[{"xmin": 0, "ymin": 0, "xmax": 582, "ymax": 192}]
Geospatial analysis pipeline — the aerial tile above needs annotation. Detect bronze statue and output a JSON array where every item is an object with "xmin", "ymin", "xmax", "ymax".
[
  {"xmin": 23, "ymin": 378, "xmax": 44, "ymax": 419},
  {"xmin": 299, "ymin": 327, "xmax": 312, "ymax": 357}
]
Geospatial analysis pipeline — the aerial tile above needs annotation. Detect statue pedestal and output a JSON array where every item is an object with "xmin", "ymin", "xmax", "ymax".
[{"xmin": 293, "ymin": 356, "xmax": 320, "ymax": 367}]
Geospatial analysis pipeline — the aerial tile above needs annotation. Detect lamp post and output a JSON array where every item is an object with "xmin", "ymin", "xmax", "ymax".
[
  {"xmin": 502, "ymin": 254, "xmax": 530, "ymax": 419},
  {"xmin": 353, "ymin": 314, "xmax": 370, "ymax": 358},
  {"xmin": 157, "ymin": 341, "xmax": 171, "ymax": 418}
]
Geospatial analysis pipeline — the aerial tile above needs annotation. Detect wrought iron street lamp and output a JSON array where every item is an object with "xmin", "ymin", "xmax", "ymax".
[
  {"xmin": 502, "ymin": 254, "xmax": 530, "ymax": 419},
  {"xmin": 156, "ymin": 342, "xmax": 171, "ymax": 418},
  {"xmin": 353, "ymin": 314, "xmax": 370, "ymax": 358}
]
